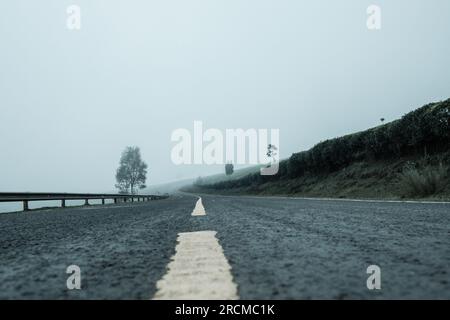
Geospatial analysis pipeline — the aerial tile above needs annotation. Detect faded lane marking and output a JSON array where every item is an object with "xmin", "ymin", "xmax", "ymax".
[
  {"xmin": 152, "ymin": 231, "xmax": 239, "ymax": 300},
  {"xmin": 80, "ymin": 205, "xmax": 145, "ymax": 210},
  {"xmin": 191, "ymin": 197, "xmax": 206, "ymax": 216},
  {"xmin": 189, "ymin": 193, "xmax": 450, "ymax": 205}
]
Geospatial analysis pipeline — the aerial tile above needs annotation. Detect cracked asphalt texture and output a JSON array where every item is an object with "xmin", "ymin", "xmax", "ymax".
[{"xmin": 0, "ymin": 193, "xmax": 449, "ymax": 299}]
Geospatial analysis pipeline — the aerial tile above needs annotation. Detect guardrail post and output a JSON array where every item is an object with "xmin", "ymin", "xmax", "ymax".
[
  {"xmin": 84, "ymin": 199, "xmax": 89, "ymax": 206},
  {"xmin": 23, "ymin": 200, "xmax": 29, "ymax": 211},
  {"xmin": 61, "ymin": 199, "xmax": 66, "ymax": 208},
  {"xmin": 102, "ymin": 198, "xmax": 105, "ymax": 205},
  {"xmin": 114, "ymin": 198, "xmax": 117, "ymax": 204}
]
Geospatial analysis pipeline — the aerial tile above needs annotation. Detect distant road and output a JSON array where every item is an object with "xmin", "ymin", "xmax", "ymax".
[{"xmin": 0, "ymin": 194, "xmax": 449, "ymax": 299}]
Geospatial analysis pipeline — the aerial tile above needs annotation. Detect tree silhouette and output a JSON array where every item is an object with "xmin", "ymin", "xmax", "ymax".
[
  {"xmin": 115, "ymin": 146, "xmax": 148, "ymax": 194},
  {"xmin": 267, "ymin": 144, "xmax": 278, "ymax": 162},
  {"xmin": 225, "ymin": 163, "xmax": 234, "ymax": 175}
]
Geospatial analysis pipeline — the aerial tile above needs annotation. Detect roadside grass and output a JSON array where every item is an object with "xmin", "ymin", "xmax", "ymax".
[
  {"xmin": 398, "ymin": 164, "xmax": 448, "ymax": 198},
  {"xmin": 186, "ymin": 153, "xmax": 450, "ymax": 201},
  {"xmin": 186, "ymin": 99, "xmax": 450, "ymax": 201}
]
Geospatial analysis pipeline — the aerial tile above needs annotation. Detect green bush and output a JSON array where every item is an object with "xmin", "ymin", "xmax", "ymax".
[{"xmin": 398, "ymin": 164, "xmax": 447, "ymax": 197}]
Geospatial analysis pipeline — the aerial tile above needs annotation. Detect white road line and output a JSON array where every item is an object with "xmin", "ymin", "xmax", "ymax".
[
  {"xmin": 262, "ymin": 196, "xmax": 450, "ymax": 205},
  {"xmin": 80, "ymin": 205, "xmax": 142, "ymax": 210},
  {"xmin": 152, "ymin": 230, "xmax": 239, "ymax": 300},
  {"xmin": 186, "ymin": 192, "xmax": 450, "ymax": 205},
  {"xmin": 191, "ymin": 197, "xmax": 206, "ymax": 216}
]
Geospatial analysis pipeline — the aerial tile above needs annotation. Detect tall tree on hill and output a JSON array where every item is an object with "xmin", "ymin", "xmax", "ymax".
[
  {"xmin": 115, "ymin": 146, "xmax": 148, "ymax": 194},
  {"xmin": 267, "ymin": 144, "xmax": 278, "ymax": 163}
]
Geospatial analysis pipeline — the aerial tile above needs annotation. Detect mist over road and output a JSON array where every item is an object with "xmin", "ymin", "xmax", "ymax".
[{"xmin": 0, "ymin": 194, "xmax": 448, "ymax": 299}]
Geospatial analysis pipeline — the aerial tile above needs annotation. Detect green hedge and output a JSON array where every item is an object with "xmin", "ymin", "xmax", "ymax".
[{"xmin": 287, "ymin": 99, "xmax": 450, "ymax": 178}]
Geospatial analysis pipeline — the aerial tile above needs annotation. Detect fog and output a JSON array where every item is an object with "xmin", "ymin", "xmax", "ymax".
[{"xmin": 1, "ymin": 0, "xmax": 449, "ymax": 193}]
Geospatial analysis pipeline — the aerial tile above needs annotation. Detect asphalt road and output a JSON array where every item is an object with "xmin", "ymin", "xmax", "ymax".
[{"xmin": 0, "ymin": 193, "xmax": 449, "ymax": 299}]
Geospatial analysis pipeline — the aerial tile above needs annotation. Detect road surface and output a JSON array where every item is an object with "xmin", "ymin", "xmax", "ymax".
[{"xmin": 0, "ymin": 193, "xmax": 449, "ymax": 299}]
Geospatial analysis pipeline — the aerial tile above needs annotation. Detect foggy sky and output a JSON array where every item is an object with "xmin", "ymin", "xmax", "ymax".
[{"xmin": 1, "ymin": 0, "xmax": 449, "ymax": 193}]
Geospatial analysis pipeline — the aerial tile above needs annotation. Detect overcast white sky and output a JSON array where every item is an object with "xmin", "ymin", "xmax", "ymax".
[{"xmin": 0, "ymin": 0, "xmax": 449, "ymax": 192}]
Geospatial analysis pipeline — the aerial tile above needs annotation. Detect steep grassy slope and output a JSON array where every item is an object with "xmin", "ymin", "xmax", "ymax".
[{"xmin": 187, "ymin": 99, "xmax": 450, "ymax": 200}]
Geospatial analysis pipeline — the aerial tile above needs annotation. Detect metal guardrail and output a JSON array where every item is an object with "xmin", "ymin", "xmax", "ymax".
[{"xmin": 0, "ymin": 192, "xmax": 168, "ymax": 212}]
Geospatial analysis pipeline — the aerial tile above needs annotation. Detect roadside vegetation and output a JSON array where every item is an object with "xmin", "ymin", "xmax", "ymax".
[
  {"xmin": 399, "ymin": 162, "xmax": 447, "ymax": 197},
  {"xmin": 187, "ymin": 99, "xmax": 450, "ymax": 200}
]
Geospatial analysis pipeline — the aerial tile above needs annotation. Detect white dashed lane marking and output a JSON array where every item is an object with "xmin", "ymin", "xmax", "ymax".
[
  {"xmin": 152, "ymin": 231, "xmax": 239, "ymax": 300},
  {"xmin": 191, "ymin": 197, "xmax": 206, "ymax": 216}
]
